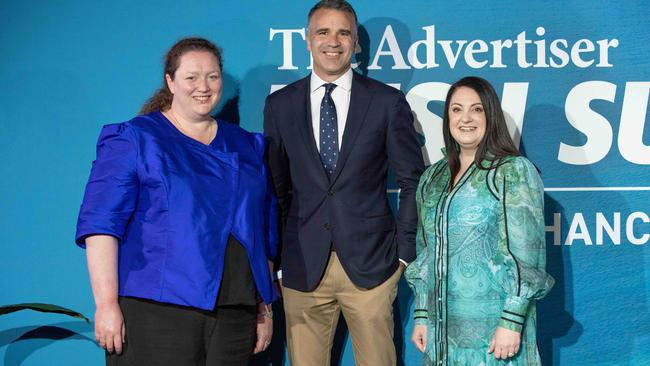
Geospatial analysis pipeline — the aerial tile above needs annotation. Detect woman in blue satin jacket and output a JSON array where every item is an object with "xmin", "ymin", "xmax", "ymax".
[{"xmin": 76, "ymin": 37, "xmax": 278, "ymax": 366}]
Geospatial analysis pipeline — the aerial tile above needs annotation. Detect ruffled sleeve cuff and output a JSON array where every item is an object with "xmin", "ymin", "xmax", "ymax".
[
  {"xmin": 412, "ymin": 291, "xmax": 429, "ymax": 325},
  {"xmin": 498, "ymin": 295, "xmax": 529, "ymax": 333}
]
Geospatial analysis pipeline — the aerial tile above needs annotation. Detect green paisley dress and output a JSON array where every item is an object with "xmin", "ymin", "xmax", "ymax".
[{"xmin": 405, "ymin": 155, "xmax": 554, "ymax": 366}]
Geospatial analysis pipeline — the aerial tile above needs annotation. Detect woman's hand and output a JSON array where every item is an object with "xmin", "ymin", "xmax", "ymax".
[
  {"xmin": 411, "ymin": 324, "xmax": 427, "ymax": 353},
  {"xmin": 253, "ymin": 303, "xmax": 273, "ymax": 354},
  {"xmin": 86, "ymin": 235, "xmax": 124, "ymax": 354},
  {"xmin": 488, "ymin": 326, "xmax": 521, "ymax": 359},
  {"xmin": 94, "ymin": 301, "xmax": 125, "ymax": 354}
]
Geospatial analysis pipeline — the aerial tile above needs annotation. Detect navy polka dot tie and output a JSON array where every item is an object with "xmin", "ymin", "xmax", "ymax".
[{"xmin": 319, "ymin": 83, "xmax": 339, "ymax": 178}]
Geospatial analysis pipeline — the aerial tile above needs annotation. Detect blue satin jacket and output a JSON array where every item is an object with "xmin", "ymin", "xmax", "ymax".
[{"xmin": 76, "ymin": 111, "xmax": 278, "ymax": 309}]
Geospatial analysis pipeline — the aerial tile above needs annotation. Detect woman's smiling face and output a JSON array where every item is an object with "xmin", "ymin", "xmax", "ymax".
[
  {"xmin": 166, "ymin": 50, "xmax": 222, "ymax": 121},
  {"xmin": 448, "ymin": 86, "xmax": 487, "ymax": 156}
]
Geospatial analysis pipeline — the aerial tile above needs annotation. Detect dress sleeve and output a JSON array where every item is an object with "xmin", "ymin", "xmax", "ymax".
[
  {"xmin": 253, "ymin": 133, "xmax": 279, "ymax": 262},
  {"xmin": 405, "ymin": 162, "xmax": 443, "ymax": 325},
  {"xmin": 495, "ymin": 157, "xmax": 555, "ymax": 332},
  {"xmin": 75, "ymin": 123, "xmax": 139, "ymax": 247},
  {"xmin": 406, "ymin": 212, "xmax": 431, "ymax": 325}
]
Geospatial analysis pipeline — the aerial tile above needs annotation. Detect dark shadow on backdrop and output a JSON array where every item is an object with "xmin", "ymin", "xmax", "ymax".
[
  {"xmin": 527, "ymin": 99, "xmax": 646, "ymax": 365},
  {"xmin": 359, "ymin": 17, "xmax": 415, "ymax": 88},
  {"xmin": 0, "ymin": 321, "xmax": 94, "ymax": 366},
  {"xmin": 537, "ymin": 192, "xmax": 581, "ymax": 365},
  {"xmin": 417, "ymin": 99, "xmax": 445, "ymax": 166},
  {"xmin": 239, "ymin": 65, "xmax": 304, "ymax": 131},
  {"xmin": 214, "ymin": 72, "xmax": 241, "ymax": 125},
  {"xmin": 520, "ymin": 104, "xmax": 582, "ymax": 365},
  {"xmin": 354, "ymin": 25, "xmax": 370, "ymax": 77},
  {"xmin": 395, "ymin": 277, "xmax": 414, "ymax": 366},
  {"xmin": 330, "ymin": 317, "xmax": 349, "ymax": 365}
]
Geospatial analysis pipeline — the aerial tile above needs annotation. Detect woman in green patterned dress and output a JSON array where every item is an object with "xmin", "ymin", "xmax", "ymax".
[{"xmin": 406, "ymin": 76, "xmax": 554, "ymax": 365}]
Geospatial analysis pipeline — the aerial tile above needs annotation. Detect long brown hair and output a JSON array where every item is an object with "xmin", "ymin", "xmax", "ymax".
[
  {"xmin": 139, "ymin": 37, "xmax": 223, "ymax": 115},
  {"xmin": 442, "ymin": 76, "xmax": 520, "ymax": 180}
]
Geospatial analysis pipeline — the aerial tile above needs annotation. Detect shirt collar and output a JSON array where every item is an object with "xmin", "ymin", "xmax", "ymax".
[{"xmin": 310, "ymin": 68, "xmax": 353, "ymax": 93}]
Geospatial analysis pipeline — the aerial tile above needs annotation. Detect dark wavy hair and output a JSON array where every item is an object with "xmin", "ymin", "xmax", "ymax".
[
  {"xmin": 140, "ymin": 37, "xmax": 223, "ymax": 115},
  {"xmin": 442, "ymin": 76, "xmax": 520, "ymax": 180}
]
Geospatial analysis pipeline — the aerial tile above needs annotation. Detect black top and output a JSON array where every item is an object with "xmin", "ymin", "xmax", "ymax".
[{"xmin": 216, "ymin": 235, "xmax": 258, "ymax": 307}]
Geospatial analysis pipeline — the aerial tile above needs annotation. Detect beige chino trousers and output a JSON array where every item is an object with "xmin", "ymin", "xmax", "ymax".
[{"xmin": 282, "ymin": 252, "xmax": 401, "ymax": 366}]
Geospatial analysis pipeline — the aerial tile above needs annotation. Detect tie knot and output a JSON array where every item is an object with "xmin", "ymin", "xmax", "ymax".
[{"xmin": 323, "ymin": 83, "xmax": 337, "ymax": 95}]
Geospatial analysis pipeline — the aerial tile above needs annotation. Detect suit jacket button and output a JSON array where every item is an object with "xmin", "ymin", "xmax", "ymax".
[
  {"xmin": 324, "ymin": 223, "xmax": 331, "ymax": 230},
  {"xmin": 327, "ymin": 190, "xmax": 334, "ymax": 196}
]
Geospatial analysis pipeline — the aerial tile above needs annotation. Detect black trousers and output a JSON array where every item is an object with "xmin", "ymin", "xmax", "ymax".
[{"xmin": 107, "ymin": 297, "xmax": 257, "ymax": 366}]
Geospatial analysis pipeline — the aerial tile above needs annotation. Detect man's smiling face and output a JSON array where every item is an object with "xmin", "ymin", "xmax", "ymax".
[{"xmin": 307, "ymin": 8, "xmax": 358, "ymax": 82}]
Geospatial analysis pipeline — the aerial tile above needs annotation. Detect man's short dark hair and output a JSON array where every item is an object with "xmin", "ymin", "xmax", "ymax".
[{"xmin": 308, "ymin": 0, "xmax": 358, "ymax": 29}]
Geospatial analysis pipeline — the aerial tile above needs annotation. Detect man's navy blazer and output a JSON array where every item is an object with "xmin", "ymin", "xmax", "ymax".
[{"xmin": 264, "ymin": 71, "xmax": 425, "ymax": 291}]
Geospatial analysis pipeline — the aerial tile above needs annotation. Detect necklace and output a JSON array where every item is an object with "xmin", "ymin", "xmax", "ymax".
[{"xmin": 167, "ymin": 108, "xmax": 217, "ymax": 145}]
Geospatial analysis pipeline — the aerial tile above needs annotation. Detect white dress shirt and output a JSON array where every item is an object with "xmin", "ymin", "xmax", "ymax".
[{"xmin": 310, "ymin": 68, "xmax": 353, "ymax": 151}]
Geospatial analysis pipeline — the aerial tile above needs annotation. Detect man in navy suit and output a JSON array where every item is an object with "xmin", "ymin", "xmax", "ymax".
[{"xmin": 264, "ymin": 1, "xmax": 424, "ymax": 364}]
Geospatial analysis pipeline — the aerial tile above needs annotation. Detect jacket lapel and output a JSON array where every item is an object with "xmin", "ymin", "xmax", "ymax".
[
  {"xmin": 293, "ymin": 76, "xmax": 330, "ymax": 183},
  {"xmin": 329, "ymin": 72, "xmax": 372, "ymax": 185}
]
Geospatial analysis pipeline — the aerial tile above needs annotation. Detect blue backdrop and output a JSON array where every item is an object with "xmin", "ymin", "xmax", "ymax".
[{"xmin": 1, "ymin": 1, "xmax": 649, "ymax": 365}]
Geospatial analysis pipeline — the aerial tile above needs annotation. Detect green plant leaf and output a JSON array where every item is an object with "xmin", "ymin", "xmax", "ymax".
[{"xmin": 0, "ymin": 303, "xmax": 90, "ymax": 323}]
